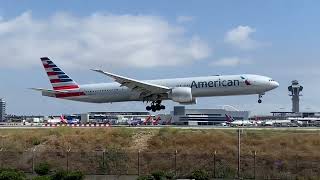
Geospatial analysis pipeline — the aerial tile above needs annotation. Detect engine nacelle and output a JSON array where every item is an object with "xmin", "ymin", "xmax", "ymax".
[
  {"xmin": 179, "ymin": 97, "xmax": 197, "ymax": 105},
  {"xmin": 169, "ymin": 87, "xmax": 195, "ymax": 104}
]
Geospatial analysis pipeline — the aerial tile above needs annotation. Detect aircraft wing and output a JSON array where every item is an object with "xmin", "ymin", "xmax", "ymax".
[{"xmin": 91, "ymin": 69, "xmax": 170, "ymax": 94}]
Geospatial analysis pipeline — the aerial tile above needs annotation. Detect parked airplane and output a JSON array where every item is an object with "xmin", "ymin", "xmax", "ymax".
[
  {"xmin": 47, "ymin": 115, "xmax": 79, "ymax": 125},
  {"xmin": 128, "ymin": 117, "xmax": 144, "ymax": 126},
  {"xmin": 47, "ymin": 115, "xmax": 66, "ymax": 124},
  {"xmin": 64, "ymin": 117, "xmax": 80, "ymax": 124},
  {"xmin": 263, "ymin": 119, "xmax": 293, "ymax": 126},
  {"xmin": 32, "ymin": 57, "xmax": 279, "ymax": 112},
  {"xmin": 142, "ymin": 115, "xmax": 158, "ymax": 125},
  {"xmin": 225, "ymin": 114, "xmax": 254, "ymax": 127}
]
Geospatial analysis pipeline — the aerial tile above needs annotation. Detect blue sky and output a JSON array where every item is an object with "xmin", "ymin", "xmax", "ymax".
[{"xmin": 1, "ymin": 0, "xmax": 319, "ymax": 115}]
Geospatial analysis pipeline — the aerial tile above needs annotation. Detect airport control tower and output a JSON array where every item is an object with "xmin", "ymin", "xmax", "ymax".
[{"xmin": 288, "ymin": 80, "xmax": 303, "ymax": 113}]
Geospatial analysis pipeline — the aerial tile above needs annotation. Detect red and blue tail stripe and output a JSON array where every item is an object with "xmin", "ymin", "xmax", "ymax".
[{"xmin": 41, "ymin": 57, "xmax": 80, "ymax": 90}]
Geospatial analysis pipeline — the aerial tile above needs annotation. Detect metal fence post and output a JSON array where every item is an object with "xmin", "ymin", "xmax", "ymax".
[
  {"xmin": 32, "ymin": 147, "xmax": 36, "ymax": 174},
  {"xmin": 213, "ymin": 150, "xmax": 216, "ymax": 178},
  {"xmin": 138, "ymin": 150, "xmax": 140, "ymax": 176},
  {"xmin": 0, "ymin": 148, "xmax": 3, "ymax": 169},
  {"xmin": 253, "ymin": 151, "xmax": 256, "ymax": 179},
  {"xmin": 102, "ymin": 149, "xmax": 106, "ymax": 169},
  {"xmin": 0, "ymin": 136, "xmax": 5, "ymax": 170},
  {"xmin": 66, "ymin": 147, "xmax": 71, "ymax": 172},
  {"xmin": 175, "ymin": 150, "xmax": 178, "ymax": 177},
  {"xmin": 295, "ymin": 154, "xmax": 298, "ymax": 178},
  {"xmin": 237, "ymin": 128, "xmax": 241, "ymax": 179}
]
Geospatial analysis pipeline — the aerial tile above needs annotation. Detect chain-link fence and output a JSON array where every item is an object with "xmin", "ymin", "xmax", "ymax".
[{"xmin": 0, "ymin": 148, "xmax": 319, "ymax": 179}]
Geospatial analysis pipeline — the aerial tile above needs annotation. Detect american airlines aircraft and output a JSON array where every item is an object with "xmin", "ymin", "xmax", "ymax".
[{"xmin": 32, "ymin": 57, "xmax": 279, "ymax": 112}]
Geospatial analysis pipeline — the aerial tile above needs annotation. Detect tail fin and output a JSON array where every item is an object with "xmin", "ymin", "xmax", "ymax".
[
  {"xmin": 225, "ymin": 114, "xmax": 234, "ymax": 122},
  {"xmin": 60, "ymin": 115, "xmax": 68, "ymax": 124},
  {"xmin": 40, "ymin": 57, "xmax": 79, "ymax": 90}
]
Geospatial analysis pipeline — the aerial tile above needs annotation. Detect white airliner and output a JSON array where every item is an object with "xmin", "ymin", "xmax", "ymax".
[
  {"xmin": 224, "ymin": 114, "xmax": 254, "ymax": 127},
  {"xmin": 32, "ymin": 57, "xmax": 279, "ymax": 112}
]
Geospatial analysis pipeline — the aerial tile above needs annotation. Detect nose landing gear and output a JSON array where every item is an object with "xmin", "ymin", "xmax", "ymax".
[
  {"xmin": 258, "ymin": 94, "xmax": 264, "ymax": 104},
  {"xmin": 146, "ymin": 100, "xmax": 165, "ymax": 112}
]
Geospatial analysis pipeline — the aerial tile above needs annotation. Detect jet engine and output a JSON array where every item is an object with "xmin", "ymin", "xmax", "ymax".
[
  {"xmin": 179, "ymin": 97, "xmax": 197, "ymax": 105},
  {"xmin": 169, "ymin": 87, "xmax": 196, "ymax": 104}
]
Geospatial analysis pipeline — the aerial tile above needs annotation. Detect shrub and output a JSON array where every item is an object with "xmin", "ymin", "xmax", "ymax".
[
  {"xmin": 151, "ymin": 171, "xmax": 166, "ymax": 180},
  {"xmin": 190, "ymin": 169, "xmax": 209, "ymax": 180},
  {"xmin": 64, "ymin": 171, "xmax": 84, "ymax": 180},
  {"xmin": 34, "ymin": 162, "xmax": 51, "ymax": 176},
  {"xmin": 32, "ymin": 176, "xmax": 51, "ymax": 180},
  {"xmin": 31, "ymin": 137, "xmax": 41, "ymax": 146},
  {"xmin": 50, "ymin": 169, "xmax": 68, "ymax": 180},
  {"xmin": 164, "ymin": 172, "xmax": 175, "ymax": 180},
  {"xmin": 0, "ymin": 169, "xmax": 26, "ymax": 180},
  {"xmin": 137, "ymin": 171, "xmax": 175, "ymax": 180},
  {"xmin": 50, "ymin": 170, "xmax": 84, "ymax": 180},
  {"xmin": 136, "ymin": 175, "xmax": 154, "ymax": 180}
]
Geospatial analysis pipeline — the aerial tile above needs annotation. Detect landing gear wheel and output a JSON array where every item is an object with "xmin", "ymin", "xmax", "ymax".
[
  {"xmin": 151, "ymin": 105, "xmax": 157, "ymax": 112},
  {"xmin": 156, "ymin": 104, "xmax": 161, "ymax": 111},
  {"xmin": 258, "ymin": 94, "xmax": 263, "ymax": 104},
  {"xmin": 146, "ymin": 100, "xmax": 165, "ymax": 111},
  {"xmin": 146, "ymin": 106, "xmax": 151, "ymax": 111}
]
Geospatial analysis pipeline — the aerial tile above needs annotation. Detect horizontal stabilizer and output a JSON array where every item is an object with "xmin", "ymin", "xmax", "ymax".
[{"xmin": 30, "ymin": 88, "xmax": 69, "ymax": 93}]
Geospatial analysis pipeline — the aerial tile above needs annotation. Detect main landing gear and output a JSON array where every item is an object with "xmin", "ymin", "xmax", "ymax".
[
  {"xmin": 146, "ymin": 100, "xmax": 165, "ymax": 112},
  {"xmin": 258, "ymin": 94, "xmax": 264, "ymax": 104}
]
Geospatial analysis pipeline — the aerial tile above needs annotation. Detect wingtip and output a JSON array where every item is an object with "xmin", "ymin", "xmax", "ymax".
[
  {"xmin": 29, "ymin": 88, "xmax": 41, "ymax": 91},
  {"xmin": 91, "ymin": 69, "xmax": 104, "ymax": 73}
]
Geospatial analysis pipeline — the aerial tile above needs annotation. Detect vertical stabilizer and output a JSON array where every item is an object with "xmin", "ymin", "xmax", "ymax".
[{"xmin": 40, "ymin": 57, "xmax": 79, "ymax": 90}]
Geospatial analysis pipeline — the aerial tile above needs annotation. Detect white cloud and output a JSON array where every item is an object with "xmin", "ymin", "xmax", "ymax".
[
  {"xmin": 0, "ymin": 12, "xmax": 210, "ymax": 69},
  {"xmin": 211, "ymin": 57, "xmax": 251, "ymax": 67},
  {"xmin": 176, "ymin": 16, "xmax": 194, "ymax": 23},
  {"xmin": 224, "ymin": 25, "xmax": 259, "ymax": 50}
]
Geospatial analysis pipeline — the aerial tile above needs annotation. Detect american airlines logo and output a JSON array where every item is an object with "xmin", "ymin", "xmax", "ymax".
[
  {"xmin": 191, "ymin": 79, "xmax": 241, "ymax": 88},
  {"xmin": 241, "ymin": 76, "xmax": 252, "ymax": 86}
]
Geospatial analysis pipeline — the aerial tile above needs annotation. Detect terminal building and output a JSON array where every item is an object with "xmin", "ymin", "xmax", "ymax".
[
  {"xmin": 79, "ymin": 111, "xmax": 151, "ymax": 124},
  {"xmin": 171, "ymin": 106, "xmax": 249, "ymax": 125},
  {"xmin": 0, "ymin": 98, "xmax": 6, "ymax": 122}
]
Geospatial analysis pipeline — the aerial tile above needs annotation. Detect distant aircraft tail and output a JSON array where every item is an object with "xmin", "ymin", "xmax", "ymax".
[
  {"xmin": 40, "ymin": 57, "xmax": 79, "ymax": 90},
  {"xmin": 60, "ymin": 115, "xmax": 68, "ymax": 124},
  {"xmin": 153, "ymin": 116, "xmax": 161, "ymax": 125},
  {"xmin": 144, "ymin": 115, "xmax": 153, "ymax": 125},
  {"xmin": 225, "ymin": 114, "xmax": 235, "ymax": 123}
]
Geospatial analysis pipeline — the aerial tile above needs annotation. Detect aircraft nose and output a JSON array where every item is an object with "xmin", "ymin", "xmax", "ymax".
[{"xmin": 271, "ymin": 81, "xmax": 279, "ymax": 89}]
